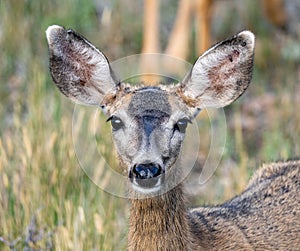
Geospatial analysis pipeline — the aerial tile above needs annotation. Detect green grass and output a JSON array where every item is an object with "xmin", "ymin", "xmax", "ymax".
[{"xmin": 1, "ymin": 0, "xmax": 300, "ymax": 249}]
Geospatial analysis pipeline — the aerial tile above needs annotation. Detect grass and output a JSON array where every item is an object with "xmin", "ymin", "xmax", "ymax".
[{"xmin": 1, "ymin": 0, "xmax": 300, "ymax": 250}]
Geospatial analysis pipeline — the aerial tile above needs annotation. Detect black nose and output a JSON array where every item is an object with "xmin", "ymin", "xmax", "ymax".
[
  {"xmin": 133, "ymin": 163, "xmax": 162, "ymax": 179},
  {"xmin": 129, "ymin": 163, "xmax": 164, "ymax": 189}
]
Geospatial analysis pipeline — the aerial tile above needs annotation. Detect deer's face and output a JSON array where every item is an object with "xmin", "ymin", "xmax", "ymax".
[
  {"xmin": 46, "ymin": 25, "xmax": 255, "ymax": 195},
  {"xmin": 105, "ymin": 87, "xmax": 193, "ymax": 193}
]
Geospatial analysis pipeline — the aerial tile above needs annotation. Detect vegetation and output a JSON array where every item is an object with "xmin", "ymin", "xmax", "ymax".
[{"xmin": 1, "ymin": 0, "xmax": 299, "ymax": 250}]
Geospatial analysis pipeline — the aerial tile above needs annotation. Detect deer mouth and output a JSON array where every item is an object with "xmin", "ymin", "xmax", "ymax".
[{"xmin": 129, "ymin": 163, "xmax": 165, "ymax": 193}]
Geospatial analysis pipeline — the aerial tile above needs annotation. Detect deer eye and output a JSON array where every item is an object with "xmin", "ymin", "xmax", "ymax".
[
  {"xmin": 107, "ymin": 116, "xmax": 124, "ymax": 131},
  {"xmin": 174, "ymin": 118, "xmax": 191, "ymax": 133}
]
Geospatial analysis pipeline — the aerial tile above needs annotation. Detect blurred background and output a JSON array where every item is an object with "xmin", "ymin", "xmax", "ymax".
[{"xmin": 1, "ymin": 0, "xmax": 300, "ymax": 250}]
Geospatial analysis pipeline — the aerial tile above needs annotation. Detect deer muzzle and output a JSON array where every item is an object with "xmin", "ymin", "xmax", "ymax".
[{"xmin": 129, "ymin": 163, "xmax": 165, "ymax": 192}]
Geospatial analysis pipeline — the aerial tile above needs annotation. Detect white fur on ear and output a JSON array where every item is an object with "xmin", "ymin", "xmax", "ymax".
[
  {"xmin": 46, "ymin": 25, "xmax": 62, "ymax": 44},
  {"xmin": 238, "ymin": 31, "xmax": 255, "ymax": 50},
  {"xmin": 180, "ymin": 31, "xmax": 255, "ymax": 109}
]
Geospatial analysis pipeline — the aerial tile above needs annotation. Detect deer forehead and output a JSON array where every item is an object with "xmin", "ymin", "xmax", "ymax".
[
  {"xmin": 106, "ymin": 86, "xmax": 183, "ymax": 116},
  {"xmin": 128, "ymin": 87, "xmax": 171, "ymax": 117}
]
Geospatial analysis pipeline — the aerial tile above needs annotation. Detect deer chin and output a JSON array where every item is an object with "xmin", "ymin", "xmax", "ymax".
[{"xmin": 129, "ymin": 174, "xmax": 165, "ymax": 194}]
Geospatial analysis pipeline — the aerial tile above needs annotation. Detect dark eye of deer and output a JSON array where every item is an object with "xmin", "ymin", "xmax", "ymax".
[
  {"xmin": 174, "ymin": 118, "xmax": 190, "ymax": 133},
  {"xmin": 108, "ymin": 116, "xmax": 124, "ymax": 131}
]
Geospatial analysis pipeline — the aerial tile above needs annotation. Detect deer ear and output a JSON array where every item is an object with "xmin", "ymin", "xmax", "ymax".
[
  {"xmin": 178, "ymin": 31, "xmax": 255, "ymax": 109},
  {"xmin": 46, "ymin": 25, "xmax": 118, "ymax": 106}
]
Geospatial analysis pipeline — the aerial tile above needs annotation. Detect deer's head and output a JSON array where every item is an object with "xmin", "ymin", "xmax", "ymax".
[{"xmin": 46, "ymin": 25, "xmax": 254, "ymax": 195}]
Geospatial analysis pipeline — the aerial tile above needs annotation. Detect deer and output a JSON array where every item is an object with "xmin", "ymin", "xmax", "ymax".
[{"xmin": 46, "ymin": 25, "xmax": 300, "ymax": 250}]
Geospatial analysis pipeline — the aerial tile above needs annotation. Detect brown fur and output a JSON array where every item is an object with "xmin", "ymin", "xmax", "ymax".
[
  {"xmin": 128, "ymin": 185, "xmax": 194, "ymax": 251},
  {"xmin": 129, "ymin": 160, "xmax": 300, "ymax": 250},
  {"xmin": 175, "ymin": 87, "xmax": 198, "ymax": 108}
]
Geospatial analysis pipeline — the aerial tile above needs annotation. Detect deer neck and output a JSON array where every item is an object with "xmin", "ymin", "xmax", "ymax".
[{"xmin": 128, "ymin": 184, "xmax": 193, "ymax": 251}]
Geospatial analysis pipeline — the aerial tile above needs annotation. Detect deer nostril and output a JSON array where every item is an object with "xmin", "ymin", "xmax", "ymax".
[{"xmin": 132, "ymin": 163, "xmax": 162, "ymax": 179}]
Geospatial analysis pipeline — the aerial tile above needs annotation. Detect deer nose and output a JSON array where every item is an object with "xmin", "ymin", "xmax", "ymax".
[
  {"xmin": 132, "ymin": 163, "xmax": 162, "ymax": 179},
  {"xmin": 129, "ymin": 163, "xmax": 165, "ymax": 189}
]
